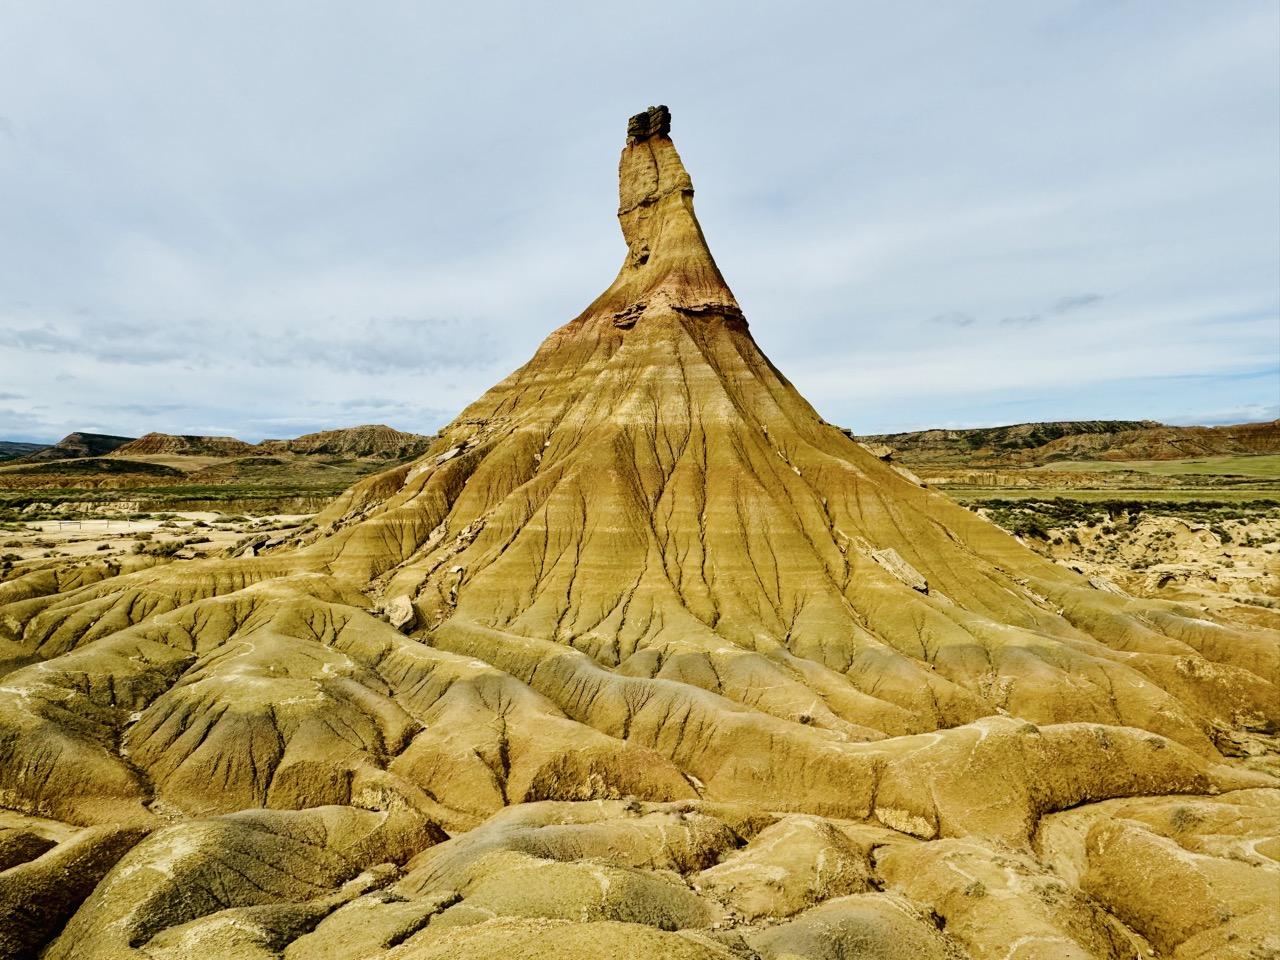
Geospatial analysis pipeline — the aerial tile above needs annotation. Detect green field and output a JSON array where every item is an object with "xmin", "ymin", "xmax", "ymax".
[
  {"xmin": 0, "ymin": 456, "xmax": 396, "ymax": 521},
  {"xmin": 0, "ymin": 483, "xmax": 344, "ymax": 522},
  {"xmin": 949, "ymin": 487, "xmax": 1280, "ymax": 505},
  {"xmin": 1034, "ymin": 454, "xmax": 1280, "ymax": 479}
]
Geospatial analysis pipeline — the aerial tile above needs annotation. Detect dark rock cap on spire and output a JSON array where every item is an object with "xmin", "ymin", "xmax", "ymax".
[{"xmin": 626, "ymin": 105, "xmax": 671, "ymax": 144}]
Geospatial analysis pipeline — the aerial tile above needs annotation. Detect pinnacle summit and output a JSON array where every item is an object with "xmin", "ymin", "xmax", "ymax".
[{"xmin": 626, "ymin": 104, "xmax": 672, "ymax": 144}]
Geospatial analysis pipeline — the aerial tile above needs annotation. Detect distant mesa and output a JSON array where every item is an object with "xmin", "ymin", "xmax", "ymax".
[
  {"xmin": 109, "ymin": 432, "xmax": 258, "ymax": 458},
  {"xmin": 2, "ymin": 424, "xmax": 434, "ymax": 468},
  {"xmin": 259, "ymin": 424, "xmax": 434, "ymax": 460},
  {"xmin": 100, "ymin": 424, "xmax": 435, "ymax": 462},
  {"xmin": 12, "ymin": 431, "xmax": 135, "ymax": 463},
  {"xmin": 0, "ymin": 440, "xmax": 48, "ymax": 462},
  {"xmin": 858, "ymin": 418, "xmax": 1280, "ymax": 466}
]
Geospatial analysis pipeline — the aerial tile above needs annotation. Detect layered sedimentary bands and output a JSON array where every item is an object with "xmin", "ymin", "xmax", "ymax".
[
  {"xmin": 1, "ymin": 107, "xmax": 1277, "ymax": 959},
  {"xmin": 862, "ymin": 419, "xmax": 1280, "ymax": 467}
]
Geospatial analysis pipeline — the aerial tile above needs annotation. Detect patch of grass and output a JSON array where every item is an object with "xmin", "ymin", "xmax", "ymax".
[
  {"xmin": 1032, "ymin": 455, "xmax": 1280, "ymax": 479},
  {"xmin": 0, "ymin": 484, "xmax": 331, "ymax": 520},
  {"xmin": 973, "ymin": 496, "xmax": 1280, "ymax": 537},
  {"xmin": 952, "ymin": 488, "xmax": 1280, "ymax": 505},
  {"xmin": 5, "ymin": 458, "xmax": 184, "ymax": 477},
  {"xmin": 133, "ymin": 541, "xmax": 181, "ymax": 557}
]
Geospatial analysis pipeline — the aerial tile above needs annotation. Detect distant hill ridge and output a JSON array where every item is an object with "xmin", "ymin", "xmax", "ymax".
[
  {"xmin": 5, "ymin": 424, "xmax": 433, "ymax": 468},
  {"xmin": 0, "ymin": 441, "xmax": 48, "ymax": 462},
  {"xmin": 111, "ymin": 433, "xmax": 258, "ymax": 458},
  {"xmin": 14, "ymin": 431, "xmax": 135, "ymax": 463},
  {"xmin": 259, "ymin": 424, "xmax": 433, "ymax": 460},
  {"xmin": 859, "ymin": 419, "xmax": 1280, "ymax": 466}
]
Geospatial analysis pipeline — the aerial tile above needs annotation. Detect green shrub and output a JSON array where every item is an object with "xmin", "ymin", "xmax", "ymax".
[{"xmin": 135, "ymin": 541, "xmax": 182, "ymax": 557}]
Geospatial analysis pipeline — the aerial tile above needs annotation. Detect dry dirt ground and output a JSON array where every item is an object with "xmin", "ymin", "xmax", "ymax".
[
  {"xmin": 0, "ymin": 513, "xmax": 314, "ymax": 564},
  {"xmin": 0, "ymin": 108, "xmax": 1276, "ymax": 960},
  {"xmin": 972, "ymin": 503, "xmax": 1280, "ymax": 627}
]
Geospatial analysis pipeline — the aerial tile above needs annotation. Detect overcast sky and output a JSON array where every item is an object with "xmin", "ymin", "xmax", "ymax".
[{"xmin": 1, "ymin": 1, "xmax": 1277, "ymax": 442}]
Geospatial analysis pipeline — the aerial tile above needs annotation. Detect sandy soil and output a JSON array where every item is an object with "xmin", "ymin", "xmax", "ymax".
[
  {"xmin": 0, "ymin": 512, "xmax": 314, "ymax": 563},
  {"xmin": 996, "ymin": 511, "xmax": 1280, "ymax": 629}
]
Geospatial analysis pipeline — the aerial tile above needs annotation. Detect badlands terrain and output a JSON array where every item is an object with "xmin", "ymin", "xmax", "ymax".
[
  {"xmin": 0, "ymin": 424, "xmax": 434, "ymax": 517},
  {"xmin": 0, "ymin": 107, "xmax": 1277, "ymax": 960},
  {"xmin": 849, "ymin": 424, "xmax": 1280, "ymax": 635}
]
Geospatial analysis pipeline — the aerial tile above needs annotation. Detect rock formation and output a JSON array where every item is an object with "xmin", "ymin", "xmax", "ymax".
[
  {"xmin": 260, "ymin": 424, "xmax": 434, "ymax": 460},
  {"xmin": 862, "ymin": 418, "xmax": 1280, "ymax": 466},
  {"xmin": 13, "ymin": 431, "xmax": 135, "ymax": 462},
  {"xmin": 109, "ymin": 432, "xmax": 259, "ymax": 458},
  {"xmin": 0, "ymin": 106, "xmax": 1276, "ymax": 960}
]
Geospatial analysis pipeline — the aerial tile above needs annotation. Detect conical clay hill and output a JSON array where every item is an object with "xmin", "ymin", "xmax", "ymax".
[{"xmin": 1, "ymin": 106, "xmax": 1277, "ymax": 960}]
